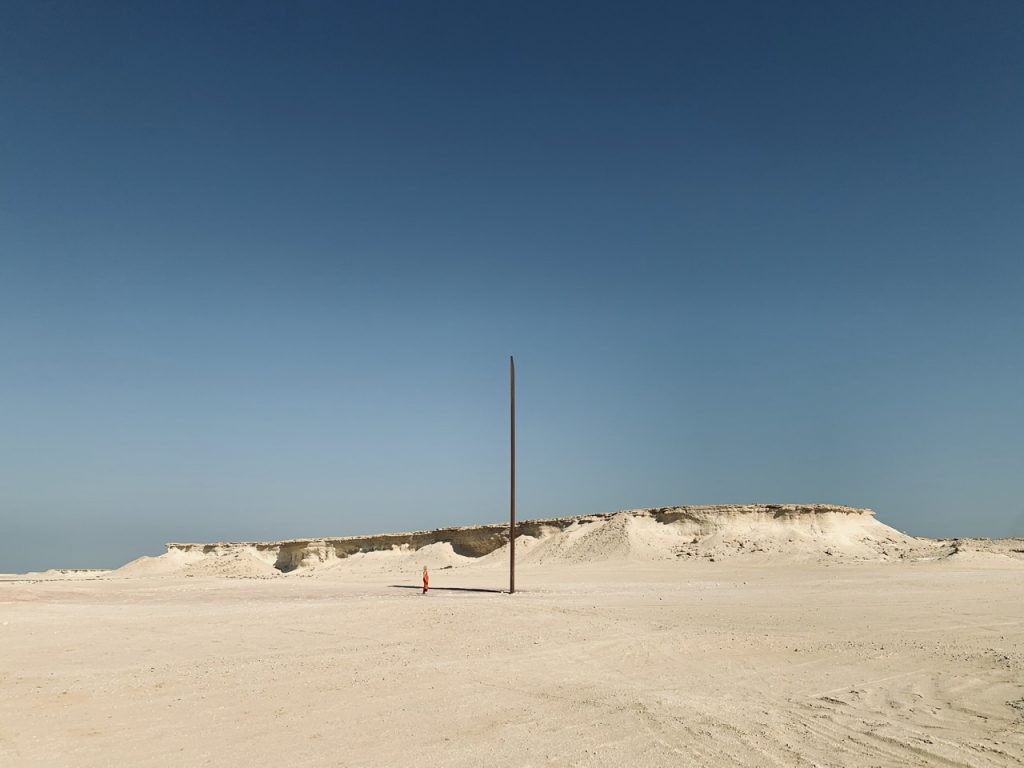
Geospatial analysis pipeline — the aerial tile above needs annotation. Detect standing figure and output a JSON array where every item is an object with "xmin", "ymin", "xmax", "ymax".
[{"xmin": 422, "ymin": 566, "xmax": 429, "ymax": 594}]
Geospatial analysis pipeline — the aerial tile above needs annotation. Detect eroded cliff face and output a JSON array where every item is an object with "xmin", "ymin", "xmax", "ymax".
[
  {"xmin": 165, "ymin": 504, "xmax": 880, "ymax": 572},
  {"xmin": 168, "ymin": 519, "xmax": 576, "ymax": 572}
]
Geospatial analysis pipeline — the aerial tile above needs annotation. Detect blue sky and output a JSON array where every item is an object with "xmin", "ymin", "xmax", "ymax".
[{"xmin": 2, "ymin": 1, "xmax": 1023, "ymax": 571}]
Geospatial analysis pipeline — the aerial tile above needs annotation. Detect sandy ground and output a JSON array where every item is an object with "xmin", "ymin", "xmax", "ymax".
[{"xmin": 1, "ymin": 559, "xmax": 1022, "ymax": 767}]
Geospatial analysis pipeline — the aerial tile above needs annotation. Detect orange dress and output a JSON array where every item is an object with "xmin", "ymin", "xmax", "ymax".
[{"xmin": 422, "ymin": 571, "xmax": 429, "ymax": 593}]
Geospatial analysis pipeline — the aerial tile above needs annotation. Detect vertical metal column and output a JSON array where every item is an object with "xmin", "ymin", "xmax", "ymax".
[{"xmin": 510, "ymin": 355, "xmax": 516, "ymax": 594}]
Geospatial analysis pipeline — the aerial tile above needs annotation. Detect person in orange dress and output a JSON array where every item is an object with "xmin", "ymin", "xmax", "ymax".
[{"xmin": 422, "ymin": 565, "xmax": 429, "ymax": 594}]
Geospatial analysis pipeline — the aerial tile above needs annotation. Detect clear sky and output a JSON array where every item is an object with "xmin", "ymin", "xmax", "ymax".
[{"xmin": 2, "ymin": 1, "xmax": 1023, "ymax": 572}]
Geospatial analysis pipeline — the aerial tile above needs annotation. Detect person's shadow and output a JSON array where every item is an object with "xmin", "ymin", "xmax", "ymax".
[{"xmin": 389, "ymin": 585, "xmax": 505, "ymax": 594}]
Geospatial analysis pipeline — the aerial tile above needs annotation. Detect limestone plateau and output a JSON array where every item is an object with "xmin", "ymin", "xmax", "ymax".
[{"xmin": 158, "ymin": 504, "xmax": 1024, "ymax": 574}]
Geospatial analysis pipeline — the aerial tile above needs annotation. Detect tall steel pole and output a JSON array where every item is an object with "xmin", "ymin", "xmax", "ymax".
[{"xmin": 509, "ymin": 355, "xmax": 516, "ymax": 594}]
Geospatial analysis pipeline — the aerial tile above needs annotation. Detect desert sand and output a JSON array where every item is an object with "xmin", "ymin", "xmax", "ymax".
[{"xmin": 2, "ymin": 506, "xmax": 1022, "ymax": 767}]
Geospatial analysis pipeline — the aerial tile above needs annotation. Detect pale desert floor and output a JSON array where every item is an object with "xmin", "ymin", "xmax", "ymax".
[{"xmin": 2, "ymin": 560, "xmax": 1022, "ymax": 767}]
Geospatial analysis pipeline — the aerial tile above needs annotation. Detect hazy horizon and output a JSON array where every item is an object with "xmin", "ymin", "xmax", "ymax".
[{"xmin": 3, "ymin": 1, "xmax": 1023, "ymax": 573}]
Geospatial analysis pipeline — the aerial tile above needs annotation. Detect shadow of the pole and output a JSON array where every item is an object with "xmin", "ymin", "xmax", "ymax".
[{"xmin": 388, "ymin": 585, "xmax": 506, "ymax": 594}]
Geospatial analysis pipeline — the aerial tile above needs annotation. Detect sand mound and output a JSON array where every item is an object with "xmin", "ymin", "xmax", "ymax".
[
  {"xmin": 659, "ymin": 506, "xmax": 926, "ymax": 562},
  {"xmin": 112, "ymin": 549, "xmax": 205, "ymax": 577},
  {"xmin": 482, "ymin": 518, "xmax": 604, "ymax": 565},
  {"xmin": 943, "ymin": 550, "xmax": 1023, "ymax": 567},
  {"xmin": 934, "ymin": 539, "xmax": 1024, "ymax": 567},
  {"xmin": 6, "ymin": 568, "xmax": 110, "ymax": 581},
  {"xmin": 481, "ymin": 507, "xmax": 928, "ymax": 564},
  {"xmin": 315, "ymin": 542, "xmax": 473, "ymax": 575},
  {"xmin": 497, "ymin": 514, "xmax": 689, "ymax": 564},
  {"xmin": 182, "ymin": 550, "xmax": 280, "ymax": 579}
]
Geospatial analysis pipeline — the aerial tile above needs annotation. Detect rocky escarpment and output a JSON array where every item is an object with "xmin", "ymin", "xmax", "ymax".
[
  {"xmin": 168, "ymin": 515, "xmax": 584, "ymax": 572},
  {"xmin": 161, "ymin": 504, "xmax": 903, "ymax": 573}
]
